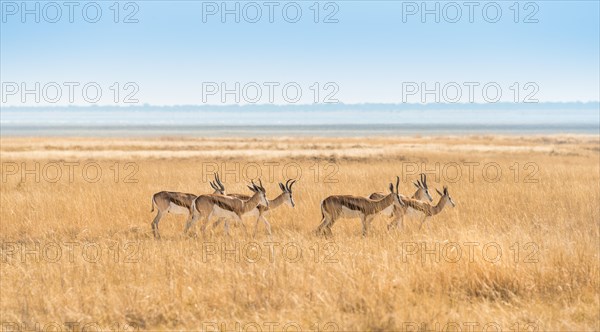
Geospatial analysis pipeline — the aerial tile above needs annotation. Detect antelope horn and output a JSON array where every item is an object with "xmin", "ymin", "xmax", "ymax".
[
  {"xmin": 289, "ymin": 179, "xmax": 296, "ymax": 191},
  {"xmin": 215, "ymin": 173, "xmax": 224, "ymax": 190},
  {"xmin": 395, "ymin": 176, "xmax": 400, "ymax": 193},
  {"xmin": 422, "ymin": 174, "xmax": 427, "ymax": 188},
  {"xmin": 258, "ymin": 179, "xmax": 265, "ymax": 192},
  {"xmin": 285, "ymin": 179, "xmax": 292, "ymax": 191}
]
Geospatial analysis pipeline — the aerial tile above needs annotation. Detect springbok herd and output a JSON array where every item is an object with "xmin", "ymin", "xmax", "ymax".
[{"xmin": 150, "ymin": 174, "xmax": 455, "ymax": 239}]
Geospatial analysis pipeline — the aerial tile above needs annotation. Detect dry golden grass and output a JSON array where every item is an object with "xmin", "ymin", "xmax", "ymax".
[{"xmin": 1, "ymin": 135, "xmax": 599, "ymax": 331}]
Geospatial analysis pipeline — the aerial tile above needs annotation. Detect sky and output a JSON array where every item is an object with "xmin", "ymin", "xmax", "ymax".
[{"xmin": 1, "ymin": 0, "xmax": 599, "ymax": 106}]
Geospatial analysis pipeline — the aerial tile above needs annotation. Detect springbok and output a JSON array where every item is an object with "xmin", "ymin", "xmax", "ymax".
[
  {"xmin": 212, "ymin": 179, "xmax": 297, "ymax": 236},
  {"xmin": 316, "ymin": 177, "xmax": 404, "ymax": 237},
  {"xmin": 369, "ymin": 173, "xmax": 433, "ymax": 230},
  {"xmin": 402, "ymin": 186, "xmax": 456, "ymax": 229},
  {"xmin": 186, "ymin": 180, "xmax": 269, "ymax": 236},
  {"xmin": 150, "ymin": 173, "xmax": 225, "ymax": 239}
]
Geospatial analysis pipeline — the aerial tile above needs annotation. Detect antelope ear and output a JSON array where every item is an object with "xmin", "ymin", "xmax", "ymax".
[
  {"xmin": 389, "ymin": 183, "xmax": 394, "ymax": 193},
  {"xmin": 248, "ymin": 185, "xmax": 256, "ymax": 192},
  {"xmin": 444, "ymin": 186, "xmax": 448, "ymax": 195},
  {"xmin": 436, "ymin": 188, "xmax": 443, "ymax": 196},
  {"xmin": 413, "ymin": 182, "xmax": 419, "ymax": 188},
  {"xmin": 279, "ymin": 183, "xmax": 286, "ymax": 192}
]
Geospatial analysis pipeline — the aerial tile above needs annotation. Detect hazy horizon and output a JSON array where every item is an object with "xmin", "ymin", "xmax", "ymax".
[{"xmin": 3, "ymin": 102, "xmax": 598, "ymax": 136}]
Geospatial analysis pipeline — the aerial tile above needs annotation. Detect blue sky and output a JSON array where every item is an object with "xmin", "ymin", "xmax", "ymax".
[{"xmin": 1, "ymin": 1, "xmax": 599, "ymax": 106}]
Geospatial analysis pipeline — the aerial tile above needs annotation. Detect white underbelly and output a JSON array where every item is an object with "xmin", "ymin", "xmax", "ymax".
[
  {"xmin": 405, "ymin": 207, "xmax": 422, "ymax": 218},
  {"xmin": 242, "ymin": 208, "xmax": 259, "ymax": 218},
  {"xmin": 340, "ymin": 206, "xmax": 364, "ymax": 219},
  {"xmin": 168, "ymin": 202, "xmax": 189, "ymax": 215},
  {"xmin": 380, "ymin": 205, "xmax": 395, "ymax": 217},
  {"xmin": 211, "ymin": 205, "xmax": 239, "ymax": 220}
]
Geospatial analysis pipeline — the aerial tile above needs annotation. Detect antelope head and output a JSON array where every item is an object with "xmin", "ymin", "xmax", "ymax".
[
  {"xmin": 247, "ymin": 179, "xmax": 269, "ymax": 207},
  {"xmin": 413, "ymin": 173, "xmax": 433, "ymax": 202},
  {"xmin": 278, "ymin": 179, "xmax": 297, "ymax": 207},
  {"xmin": 436, "ymin": 186, "xmax": 456, "ymax": 207},
  {"xmin": 209, "ymin": 173, "xmax": 226, "ymax": 195},
  {"xmin": 389, "ymin": 176, "xmax": 405, "ymax": 207}
]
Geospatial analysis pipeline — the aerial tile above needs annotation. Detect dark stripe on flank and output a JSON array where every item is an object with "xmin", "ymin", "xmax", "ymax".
[
  {"xmin": 171, "ymin": 196, "xmax": 191, "ymax": 209},
  {"xmin": 212, "ymin": 198, "xmax": 236, "ymax": 211},
  {"xmin": 340, "ymin": 199, "xmax": 363, "ymax": 211}
]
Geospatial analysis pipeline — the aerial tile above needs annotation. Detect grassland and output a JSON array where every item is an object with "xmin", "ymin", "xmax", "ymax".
[{"xmin": 1, "ymin": 135, "xmax": 599, "ymax": 331}]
